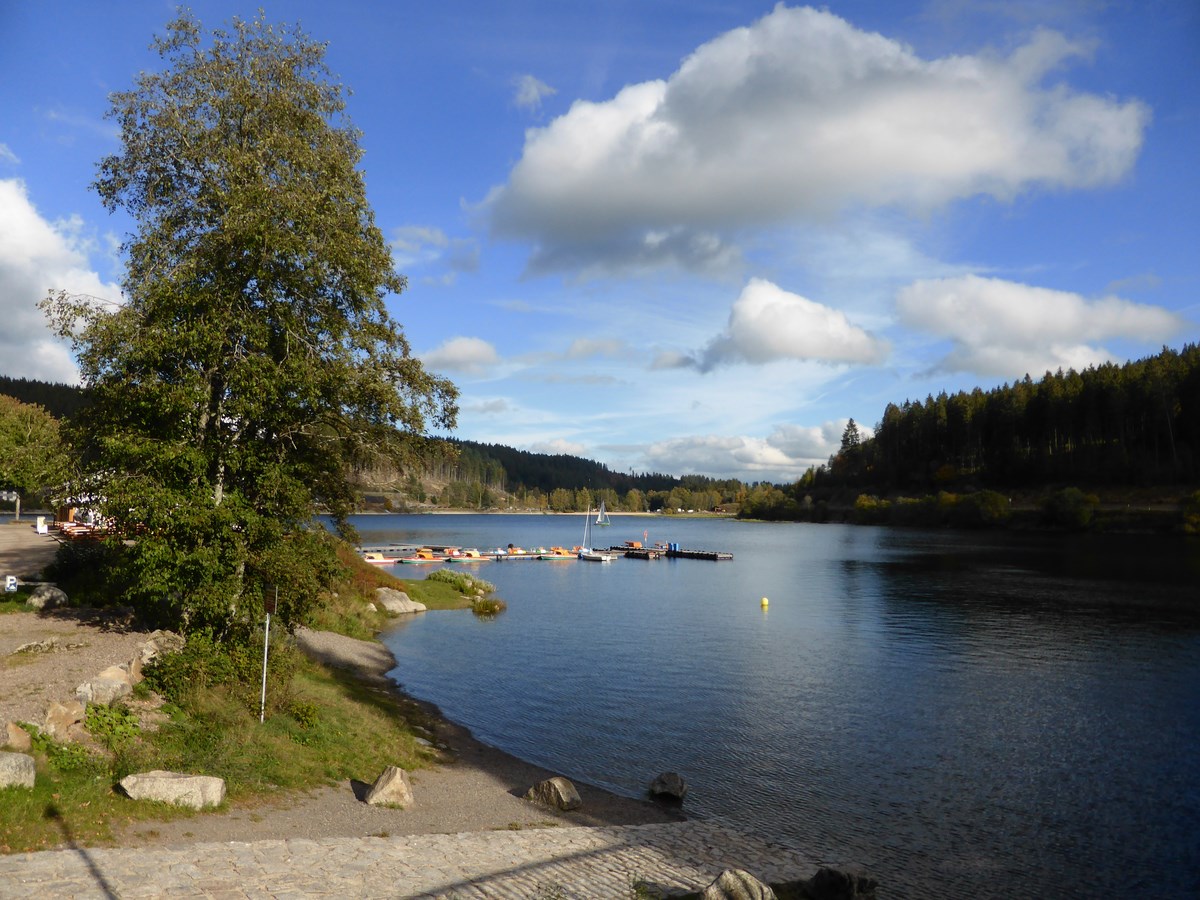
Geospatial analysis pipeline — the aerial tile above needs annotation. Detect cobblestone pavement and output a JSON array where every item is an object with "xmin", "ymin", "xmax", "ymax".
[{"xmin": 0, "ymin": 820, "xmax": 810, "ymax": 898}]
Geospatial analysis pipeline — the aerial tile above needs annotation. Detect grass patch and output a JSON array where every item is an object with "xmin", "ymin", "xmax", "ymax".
[
  {"xmin": 0, "ymin": 588, "xmax": 35, "ymax": 614},
  {"xmin": 0, "ymin": 634, "xmax": 440, "ymax": 853}
]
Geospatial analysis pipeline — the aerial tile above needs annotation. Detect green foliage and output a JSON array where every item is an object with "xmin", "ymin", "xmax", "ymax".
[
  {"xmin": 1042, "ymin": 487, "xmax": 1100, "ymax": 530},
  {"xmin": 143, "ymin": 631, "xmax": 299, "ymax": 714},
  {"xmin": 85, "ymin": 702, "xmax": 141, "ymax": 751},
  {"xmin": 27, "ymin": 727, "xmax": 102, "ymax": 775},
  {"xmin": 39, "ymin": 10, "xmax": 456, "ymax": 637},
  {"xmin": 1183, "ymin": 490, "xmax": 1200, "ymax": 535},
  {"xmin": 0, "ymin": 395, "xmax": 70, "ymax": 500},
  {"xmin": 426, "ymin": 568, "xmax": 495, "ymax": 595},
  {"xmin": 471, "ymin": 596, "xmax": 508, "ymax": 618}
]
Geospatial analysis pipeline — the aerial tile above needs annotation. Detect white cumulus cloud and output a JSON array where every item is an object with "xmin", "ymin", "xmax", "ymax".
[
  {"xmin": 421, "ymin": 336, "xmax": 501, "ymax": 375},
  {"xmin": 681, "ymin": 278, "xmax": 888, "ymax": 371},
  {"xmin": 897, "ymin": 274, "xmax": 1186, "ymax": 378},
  {"xmin": 0, "ymin": 178, "xmax": 121, "ymax": 383},
  {"xmin": 484, "ymin": 6, "xmax": 1148, "ymax": 275}
]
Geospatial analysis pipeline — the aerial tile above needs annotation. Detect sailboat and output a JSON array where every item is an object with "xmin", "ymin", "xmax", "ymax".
[
  {"xmin": 594, "ymin": 501, "xmax": 611, "ymax": 527},
  {"xmin": 578, "ymin": 506, "xmax": 618, "ymax": 562}
]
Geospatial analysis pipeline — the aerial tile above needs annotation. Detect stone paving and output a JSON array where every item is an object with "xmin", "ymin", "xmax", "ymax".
[{"xmin": 0, "ymin": 820, "xmax": 811, "ymax": 898}]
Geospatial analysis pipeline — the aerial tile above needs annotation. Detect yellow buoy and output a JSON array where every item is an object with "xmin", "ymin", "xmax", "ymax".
[{"xmin": 760, "ymin": 597, "xmax": 769, "ymax": 608}]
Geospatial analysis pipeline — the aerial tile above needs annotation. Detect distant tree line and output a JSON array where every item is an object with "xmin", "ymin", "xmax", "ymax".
[
  {"xmin": 0, "ymin": 376, "xmax": 89, "ymax": 420},
  {"xmin": 740, "ymin": 344, "xmax": 1200, "ymax": 523}
]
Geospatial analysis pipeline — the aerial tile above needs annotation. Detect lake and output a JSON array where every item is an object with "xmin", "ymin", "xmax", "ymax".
[{"xmin": 348, "ymin": 513, "xmax": 1200, "ymax": 898}]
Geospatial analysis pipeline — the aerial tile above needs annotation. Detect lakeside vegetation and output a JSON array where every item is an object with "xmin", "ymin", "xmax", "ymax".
[{"xmin": 1, "ymin": 547, "xmax": 489, "ymax": 853}]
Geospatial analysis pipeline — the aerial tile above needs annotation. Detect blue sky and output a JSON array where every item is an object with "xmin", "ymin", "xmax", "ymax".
[{"xmin": 1, "ymin": 1, "xmax": 1197, "ymax": 482}]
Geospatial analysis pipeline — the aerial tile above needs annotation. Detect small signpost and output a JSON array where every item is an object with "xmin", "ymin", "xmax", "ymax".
[
  {"xmin": 260, "ymin": 587, "xmax": 278, "ymax": 723},
  {"xmin": 0, "ymin": 490, "xmax": 19, "ymax": 521}
]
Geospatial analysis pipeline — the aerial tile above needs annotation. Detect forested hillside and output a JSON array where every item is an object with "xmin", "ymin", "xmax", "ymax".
[
  {"xmin": 739, "ymin": 344, "xmax": 1200, "ymax": 528},
  {"xmin": 0, "ymin": 376, "xmax": 88, "ymax": 420}
]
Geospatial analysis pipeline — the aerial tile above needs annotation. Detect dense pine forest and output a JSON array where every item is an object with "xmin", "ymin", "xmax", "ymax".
[{"xmin": 740, "ymin": 344, "xmax": 1200, "ymax": 529}]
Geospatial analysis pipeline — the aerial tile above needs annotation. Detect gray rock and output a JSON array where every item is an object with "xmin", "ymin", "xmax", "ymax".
[
  {"xmin": 43, "ymin": 700, "xmax": 85, "ymax": 740},
  {"xmin": 649, "ymin": 771, "xmax": 689, "ymax": 801},
  {"xmin": 364, "ymin": 765, "xmax": 414, "ymax": 808},
  {"xmin": 4, "ymin": 722, "xmax": 32, "ymax": 752},
  {"xmin": 374, "ymin": 587, "xmax": 426, "ymax": 615},
  {"xmin": 700, "ymin": 869, "xmax": 776, "ymax": 900},
  {"xmin": 524, "ymin": 776, "xmax": 582, "ymax": 811},
  {"xmin": 12, "ymin": 638, "xmax": 57, "ymax": 654},
  {"xmin": 119, "ymin": 770, "xmax": 226, "ymax": 809},
  {"xmin": 0, "ymin": 751, "xmax": 35, "ymax": 789},
  {"xmin": 76, "ymin": 666, "xmax": 133, "ymax": 705},
  {"xmin": 26, "ymin": 584, "xmax": 68, "ymax": 611}
]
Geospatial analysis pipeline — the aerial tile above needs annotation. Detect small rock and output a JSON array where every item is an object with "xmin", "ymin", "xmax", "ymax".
[
  {"xmin": 524, "ymin": 776, "xmax": 582, "ymax": 811},
  {"xmin": 0, "ymin": 751, "xmax": 36, "ymax": 790},
  {"xmin": 3, "ymin": 722, "xmax": 32, "ymax": 752},
  {"xmin": 365, "ymin": 602, "xmax": 377, "ymax": 612},
  {"xmin": 649, "ymin": 771, "xmax": 689, "ymax": 801},
  {"xmin": 26, "ymin": 584, "xmax": 68, "ymax": 611},
  {"xmin": 701, "ymin": 869, "xmax": 776, "ymax": 900},
  {"xmin": 119, "ymin": 770, "xmax": 226, "ymax": 809},
  {"xmin": 12, "ymin": 638, "xmax": 57, "ymax": 654},
  {"xmin": 364, "ymin": 765, "xmax": 415, "ymax": 808},
  {"xmin": 43, "ymin": 700, "xmax": 85, "ymax": 740}
]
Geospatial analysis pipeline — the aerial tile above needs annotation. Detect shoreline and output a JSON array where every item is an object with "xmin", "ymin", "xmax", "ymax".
[{"xmin": 119, "ymin": 626, "xmax": 684, "ymax": 848}]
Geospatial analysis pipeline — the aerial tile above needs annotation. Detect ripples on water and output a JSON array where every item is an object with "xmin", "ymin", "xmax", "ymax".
[{"xmin": 361, "ymin": 515, "xmax": 1200, "ymax": 898}]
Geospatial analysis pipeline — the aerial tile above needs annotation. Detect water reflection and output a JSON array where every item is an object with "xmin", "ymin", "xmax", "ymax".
[{"xmin": 368, "ymin": 516, "xmax": 1200, "ymax": 898}]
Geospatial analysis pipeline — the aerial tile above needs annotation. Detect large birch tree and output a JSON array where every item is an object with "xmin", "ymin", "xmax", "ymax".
[{"xmin": 42, "ymin": 11, "xmax": 457, "ymax": 635}]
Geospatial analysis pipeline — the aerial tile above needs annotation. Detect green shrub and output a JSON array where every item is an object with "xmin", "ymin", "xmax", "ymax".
[
  {"xmin": 27, "ymin": 727, "xmax": 102, "ymax": 774},
  {"xmin": 85, "ymin": 702, "xmax": 141, "ymax": 751},
  {"xmin": 427, "ymin": 568, "xmax": 495, "ymax": 595},
  {"xmin": 853, "ymin": 494, "xmax": 890, "ymax": 525},
  {"xmin": 471, "ymin": 597, "xmax": 507, "ymax": 618},
  {"xmin": 144, "ymin": 630, "xmax": 299, "ymax": 714},
  {"xmin": 1183, "ymin": 490, "xmax": 1200, "ymax": 535},
  {"xmin": 1042, "ymin": 487, "xmax": 1100, "ymax": 530}
]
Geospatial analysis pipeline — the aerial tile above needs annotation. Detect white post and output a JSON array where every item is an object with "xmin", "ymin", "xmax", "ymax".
[{"xmin": 259, "ymin": 610, "xmax": 271, "ymax": 724}]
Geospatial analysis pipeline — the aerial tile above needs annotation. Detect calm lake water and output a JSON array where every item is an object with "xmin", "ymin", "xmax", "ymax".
[{"xmin": 349, "ymin": 514, "xmax": 1200, "ymax": 898}]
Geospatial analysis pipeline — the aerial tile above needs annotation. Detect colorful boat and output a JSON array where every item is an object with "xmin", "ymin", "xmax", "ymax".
[
  {"xmin": 537, "ymin": 546, "xmax": 575, "ymax": 560},
  {"xmin": 397, "ymin": 548, "xmax": 444, "ymax": 564},
  {"xmin": 361, "ymin": 551, "xmax": 399, "ymax": 566},
  {"xmin": 446, "ymin": 548, "xmax": 491, "ymax": 562}
]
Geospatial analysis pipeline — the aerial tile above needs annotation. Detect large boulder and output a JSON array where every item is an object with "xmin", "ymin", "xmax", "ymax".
[
  {"xmin": 0, "ymin": 751, "xmax": 35, "ymax": 789},
  {"xmin": 649, "ymin": 771, "xmax": 689, "ymax": 802},
  {"xmin": 374, "ymin": 587, "xmax": 426, "ymax": 615},
  {"xmin": 119, "ymin": 770, "xmax": 226, "ymax": 809},
  {"xmin": 364, "ymin": 765, "xmax": 415, "ymax": 808},
  {"xmin": 43, "ymin": 700, "xmax": 85, "ymax": 740},
  {"xmin": 701, "ymin": 869, "xmax": 776, "ymax": 900},
  {"xmin": 524, "ymin": 776, "xmax": 582, "ymax": 811},
  {"xmin": 26, "ymin": 584, "xmax": 68, "ymax": 611}
]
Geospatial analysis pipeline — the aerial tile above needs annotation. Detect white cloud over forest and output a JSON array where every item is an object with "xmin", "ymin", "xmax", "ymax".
[
  {"xmin": 0, "ymin": 178, "xmax": 120, "ymax": 383},
  {"xmin": 897, "ymin": 274, "xmax": 1185, "ymax": 378},
  {"xmin": 485, "ymin": 5, "xmax": 1148, "ymax": 275},
  {"xmin": 672, "ymin": 278, "xmax": 888, "ymax": 371}
]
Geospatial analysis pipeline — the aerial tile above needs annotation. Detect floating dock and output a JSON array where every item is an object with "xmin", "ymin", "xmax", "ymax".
[{"xmin": 607, "ymin": 544, "xmax": 733, "ymax": 561}]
